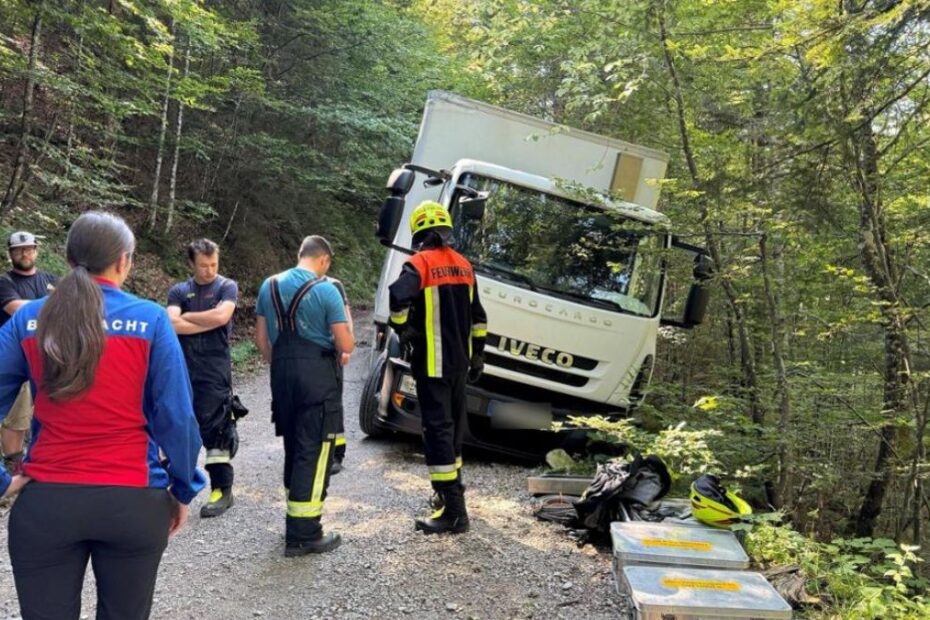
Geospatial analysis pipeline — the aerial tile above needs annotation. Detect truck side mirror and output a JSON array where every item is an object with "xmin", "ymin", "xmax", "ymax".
[
  {"xmin": 661, "ymin": 238, "xmax": 713, "ymax": 329},
  {"xmin": 387, "ymin": 168, "xmax": 416, "ymax": 195},
  {"xmin": 459, "ymin": 193, "xmax": 488, "ymax": 221},
  {"xmin": 681, "ymin": 253, "xmax": 713, "ymax": 326},
  {"xmin": 682, "ymin": 282, "xmax": 710, "ymax": 326},
  {"xmin": 693, "ymin": 254, "xmax": 714, "ymax": 281},
  {"xmin": 376, "ymin": 169, "xmax": 416, "ymax": 245}
]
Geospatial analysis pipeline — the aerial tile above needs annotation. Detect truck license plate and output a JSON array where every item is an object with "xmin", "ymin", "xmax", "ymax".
[{"xmin": 488, "ymin": 400, "xmax": 553, "ymax": 430}]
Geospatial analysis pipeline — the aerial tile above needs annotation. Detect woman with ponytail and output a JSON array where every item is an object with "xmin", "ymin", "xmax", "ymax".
[{"xmin": 0, "ymin": 211, "xmax": 205, "ymax": 620}]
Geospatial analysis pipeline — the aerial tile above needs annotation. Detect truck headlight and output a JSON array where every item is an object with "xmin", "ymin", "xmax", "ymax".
[{"xmin": 398, "ymin": 373, "xmax": 417, "ymax": 397}]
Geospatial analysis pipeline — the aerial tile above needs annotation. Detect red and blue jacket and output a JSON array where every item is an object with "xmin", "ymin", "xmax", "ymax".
[{"xmin": 0, "ymin": 278, "xmax": 206, "ymax": 503}]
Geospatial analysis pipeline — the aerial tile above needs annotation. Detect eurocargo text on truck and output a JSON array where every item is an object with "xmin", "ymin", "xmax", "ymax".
[{"xmin": 359, "ymin": 91, "xmax": 711, "ymax": 460}]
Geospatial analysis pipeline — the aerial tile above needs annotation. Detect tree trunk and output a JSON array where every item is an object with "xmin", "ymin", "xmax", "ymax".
[
  {"xmin": 202, "ymin": 95, "xmax": 243, "ymax": 201},
  {"xmin": 165, "ymin": 40, "xmax": 190, "ymax": 234},
  {"xmin": 149, "ymin": 23, "xmax": 176, "ymax": 229},
  {"xmin": 656, "ymin": 4, "xmax": 765, "ymax": 425},
  {"xmin": 761, "ymin": 234, "xmax": 793, "ymax": 508},
  {"xmin": 222, "ymin": 200, "xmax": 240, "ymax": 241},
  {"xmin": 0, "ymin": 10, "xmax": 42, "ymax": 220},
  {"xmin": 63, "ymin": 35, "xmax": 83, "ymax": 177},
  {"xmin": 8, "ymin": 111, "xmax": 59, "ymax": 209},
  {"xmin": 850, "ymin": 119, "xmax": 912, "ymax": 538},
  {"xmin": 910, "ymin": 388, "xmax": 928, "ymax": 542}
]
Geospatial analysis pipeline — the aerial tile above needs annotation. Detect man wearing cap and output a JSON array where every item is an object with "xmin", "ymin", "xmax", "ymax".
[{"xmin": 0, "ymin": 231, "xmax": 58, "ymax": 475}]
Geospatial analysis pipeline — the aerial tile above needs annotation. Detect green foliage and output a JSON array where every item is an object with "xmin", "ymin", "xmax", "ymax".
[
  {"xmin": 0, "ymin": 0, "xmax": 466, "ymax": 296},
  {"xmin": 557, "ymin": 413, "xmax": 930, "ymax": 616},
  {"xmin": 231, "ymin": 340, "xmax": 261, "ymax": 373},
  {"xmin": 561, "ymin": 415, "xmax": 722, "ymax": 489},
  {"xmin": 746, "ymin": 520, "xmax": 930, "ymax": 619}
]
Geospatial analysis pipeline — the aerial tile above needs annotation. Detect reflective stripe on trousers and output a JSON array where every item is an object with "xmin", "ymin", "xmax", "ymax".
[
  {"xmin": 428, "ymin": 463, "xmax": 459, "ymax": 482},
  {"xmin": 287, "ymin": 433, "xmax": 335, "ymax": 518},
  {"xmin": 205, "ymin": 449, "xmax": 231, "ymax": 465}
]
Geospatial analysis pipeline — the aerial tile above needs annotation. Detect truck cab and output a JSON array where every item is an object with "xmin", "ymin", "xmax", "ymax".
[{"xmin": 359, "ymin": 93, "xmax": 709, "ymax": 459}]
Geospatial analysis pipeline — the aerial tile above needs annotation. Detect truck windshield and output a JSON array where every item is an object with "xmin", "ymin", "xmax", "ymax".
[{"xmin": 450, "ymin": 173, "xmax": 665, "ymax": 318}]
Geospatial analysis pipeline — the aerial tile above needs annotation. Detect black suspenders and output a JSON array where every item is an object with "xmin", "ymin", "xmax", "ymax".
[{"xmin": 269, "ymin": 277, "xmax": 324, "ymax": 334}]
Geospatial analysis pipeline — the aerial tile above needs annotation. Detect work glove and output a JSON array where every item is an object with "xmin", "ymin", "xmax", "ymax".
[
  {"xmin": 397, "ymin": 328, "xmax": 417, "ymax": 361},
  {"xmin": 467, "ymin": 353, "xmax": 484, "ymax": 384}
]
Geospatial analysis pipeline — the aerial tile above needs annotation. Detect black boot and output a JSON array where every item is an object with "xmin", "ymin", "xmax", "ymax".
[
  {"xmin": 415, "ymin": 486, "xmax": 469, "ymax": 534},
  {"xmin": 285, "ymin": 532, "xmax": 342, "ymax": 557},
  {"xmin": 428, "ymin": 465, "xmax": 462, "ymax": 510},
  {"xmin": 200, "ymin": 487, "xmax": 234, "ymax": 518}
]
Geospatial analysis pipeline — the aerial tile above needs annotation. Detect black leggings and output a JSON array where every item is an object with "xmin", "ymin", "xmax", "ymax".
[{"xmin": 8, "ymin": 482, "xmax": 172, "ymax": 620}]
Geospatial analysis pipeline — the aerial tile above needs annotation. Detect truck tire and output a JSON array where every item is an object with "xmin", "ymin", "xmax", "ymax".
[{"xmin": 359, "ymin": 354, "xmax": 388, "ymax": 437}]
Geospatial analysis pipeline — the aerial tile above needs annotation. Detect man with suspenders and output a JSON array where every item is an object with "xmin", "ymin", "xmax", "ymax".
[{"xmin": 254, "ymin": 236, "xmax": 354, "ymax": 556}]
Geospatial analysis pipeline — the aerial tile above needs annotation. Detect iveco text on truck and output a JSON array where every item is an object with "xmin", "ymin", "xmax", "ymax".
[{"xmin": 359, "ymin": 91, "xmax": 710, "ymax": 459}]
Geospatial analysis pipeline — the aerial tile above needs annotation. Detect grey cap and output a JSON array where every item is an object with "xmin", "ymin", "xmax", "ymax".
[{"xmin": 7, "ymin": 231, "xmax": 39, "ymax": 249}]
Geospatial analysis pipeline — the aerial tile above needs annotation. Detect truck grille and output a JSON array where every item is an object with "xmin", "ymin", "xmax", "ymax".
[
  {"xmin": 485, "ymin": 352, "xmax": 589, "ymax": 387},
  {"xmin": 485, "ymin": 334, "xmax": 598, "ymax": 371}
]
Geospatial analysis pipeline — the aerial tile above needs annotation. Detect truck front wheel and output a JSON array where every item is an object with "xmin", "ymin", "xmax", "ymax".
[{"xmin": 359, "ymin": 354, "xmax": 389, "ymax": 437}]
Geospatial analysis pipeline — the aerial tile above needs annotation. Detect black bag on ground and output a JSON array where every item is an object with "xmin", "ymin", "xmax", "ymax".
[{"xmin": 571, "ymin": 453, "xmax": 671, "ymax": 536}]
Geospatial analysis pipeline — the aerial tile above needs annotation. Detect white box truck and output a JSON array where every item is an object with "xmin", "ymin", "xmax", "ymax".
[{"xmin": 359, "ymin": 91, "xmax": 710, "ymax": 459}]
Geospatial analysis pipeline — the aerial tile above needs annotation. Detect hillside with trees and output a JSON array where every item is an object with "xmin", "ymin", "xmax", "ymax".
[{"xmin": 0, "ymin": 0, "xmax": 464, "ymax": 300}]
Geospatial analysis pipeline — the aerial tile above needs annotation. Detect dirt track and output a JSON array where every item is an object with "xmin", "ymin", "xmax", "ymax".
[{"xmin": 0, "ymin": 315, "xmax": 621, "ymax": 619}]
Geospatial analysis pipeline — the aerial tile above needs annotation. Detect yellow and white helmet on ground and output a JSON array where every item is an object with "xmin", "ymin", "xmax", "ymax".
[
  {"xmin": 410, "ymin": 200, "xmax": 452, "ymax": 235},
  {"xmin": 690, "ymin": 474, "xmax": 752, "ymax": 528}
]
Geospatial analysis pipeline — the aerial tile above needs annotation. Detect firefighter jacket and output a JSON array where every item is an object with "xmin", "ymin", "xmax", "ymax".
[{"xmin": 388, "ymin": 246, "xmax": 487, "ymax": 378}]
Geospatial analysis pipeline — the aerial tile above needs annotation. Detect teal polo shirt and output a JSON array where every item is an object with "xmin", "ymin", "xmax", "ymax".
[{"xmin": 256, "ymin": 267, "xmax": 347, "ymax": 350}]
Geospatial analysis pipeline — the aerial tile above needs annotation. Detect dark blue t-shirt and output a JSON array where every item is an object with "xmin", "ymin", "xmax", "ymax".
[
  {"xmin": 167, "ymin": 275, "xmax": 239, "ymax": 351},
  {"xmin": 0, "ymin": 270, "xmax": 58, "ymax": 328}
]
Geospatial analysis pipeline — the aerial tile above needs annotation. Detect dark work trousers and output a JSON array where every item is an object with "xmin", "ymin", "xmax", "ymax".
[
  {"xmin": 8, "ymin": 482, "xmax": 172, "ymax": 620},
  {"xmin": 415, "ymin": 372, "xmax": 468, "ymax": 492},
  {"xmin": 271, "ymin": 335, "xmax": 341, "ymax": 544},
  {"xmin": 334, "ymin": 362, "xmax": 346, "ymax": 463},
  {"xmin": 185, "ymin": 349, "xmax": 236, "ymax": 490}
]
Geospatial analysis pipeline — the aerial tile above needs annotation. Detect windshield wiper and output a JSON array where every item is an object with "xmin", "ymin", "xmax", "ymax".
[
  {"xmin": 473, "ymin": 262, "xmax": 538, "ymax": 291},
  {"xmin": 532, "ymin": 283, "xmax": 623, "ymax": 312}
]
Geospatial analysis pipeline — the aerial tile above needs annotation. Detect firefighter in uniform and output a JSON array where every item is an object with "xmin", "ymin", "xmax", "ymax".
[
  {"xmin": 389, "ymin": 201, "xmax": 487, "ymax": 534},
  {"xmin": 168, "ymin": 238, "xmax": 240, "ymax": 518},
  {"xmin": 325, "ymin": 276, "xmax": 352, "ymax": 474},
  {"xmin": 254, "ymin": 235, "xmax": 354, "ymax": 556}
]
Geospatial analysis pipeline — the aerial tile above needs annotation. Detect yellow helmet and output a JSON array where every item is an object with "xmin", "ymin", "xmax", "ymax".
[
  {"xmin": 690, "ymin": 474, "xmax": 752, "ymax": 528},
  {"xmin": 410, "ymin": 200, "xmax": 452, "ymax": 235}
]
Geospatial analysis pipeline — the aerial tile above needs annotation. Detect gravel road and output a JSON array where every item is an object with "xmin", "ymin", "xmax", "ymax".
[{"xmin": 0, "ymin": 315, "xmax": 622, "ymax": 619}]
